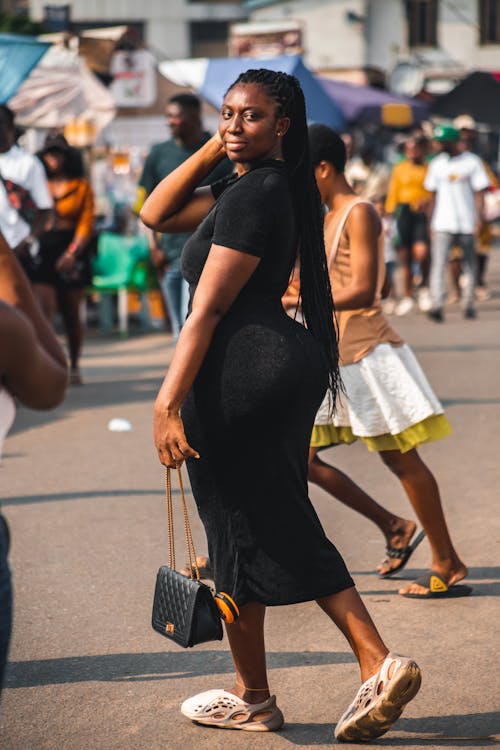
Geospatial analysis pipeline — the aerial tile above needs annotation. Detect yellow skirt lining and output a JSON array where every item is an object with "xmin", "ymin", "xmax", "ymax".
[{"xmin": 310, "ymin": 414, "xmax": 452, "ymax": 453}]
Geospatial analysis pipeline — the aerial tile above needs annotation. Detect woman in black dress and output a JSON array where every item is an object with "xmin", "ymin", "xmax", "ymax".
[{"xmin": 141, "ymin": 69, "xmax": 420, "ymax": 742}]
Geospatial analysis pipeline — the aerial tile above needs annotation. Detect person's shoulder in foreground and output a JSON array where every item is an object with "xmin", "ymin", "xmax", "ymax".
[{"xmin": 0, "ymin": 235, "xmax": 67, "ymax": 410}]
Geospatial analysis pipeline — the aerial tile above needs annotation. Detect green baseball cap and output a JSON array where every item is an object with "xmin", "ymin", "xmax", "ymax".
[{"xmin": 433, "ymin": 124, "xmax": 460, "ymax": 142}]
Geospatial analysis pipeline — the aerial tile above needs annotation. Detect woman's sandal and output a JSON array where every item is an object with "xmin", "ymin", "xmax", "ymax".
[
  {"xmin": 378, "ymin": 529, "xmax": 426, "ymax": 578},
  {"xmin": 180, "ymin": 689, "xmax": 284, "ymax": 732},
  {"xmin": 399, "ymin": 570, "xmax": 472, "ymax": 599},
  {"xmin": 334, "ymin": 652, "xmax": 421, "ymax": 742}
]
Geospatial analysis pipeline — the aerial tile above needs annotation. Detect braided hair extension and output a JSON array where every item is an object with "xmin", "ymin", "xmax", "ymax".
[{"xmin": 225, "ymin": 69, "xmax": 341, "ymax": 401}]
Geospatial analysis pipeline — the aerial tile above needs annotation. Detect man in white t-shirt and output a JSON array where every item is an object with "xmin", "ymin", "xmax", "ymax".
[
  {"xmin": 424, "ymin": 124, "xmax": 490, "ymax": 321},
  {"xmin": 0, "ymin": 106, "xmax": 52, "ymax": 262}
]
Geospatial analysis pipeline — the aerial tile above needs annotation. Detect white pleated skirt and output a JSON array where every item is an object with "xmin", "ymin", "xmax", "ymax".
[{"xmin": 315, "ymin": 343, "xmax": 445, "ymax": 437}]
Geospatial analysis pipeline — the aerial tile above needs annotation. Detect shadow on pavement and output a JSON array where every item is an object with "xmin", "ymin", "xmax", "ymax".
[
  {"xmin": 413, "ymin": 343, "xmax": 500, "ymax": 354},
  {"xmin": 0, "ymin": 487, "xmax": 183, "ymax": 507},
  {"xmin": 281, "ymin": 715, "xmax": 498, "ymax": 746},
  {"xmin": 351, "ymin": 566, "xmax": 500, "ymax": 580},
  {"xmin": 440, "ymin": 398, "xmax": 500, "ymax": 406},
  {"xmin": 5, "ymin": 650, "xmax": 356, "ymax": 689},
  {"xmin": 378, "ymin": 713, "xmax": 500, "ymax": 747},
  {"xmin": 358, "ymin": 582, "xmax": 499, "ymax": 596}
]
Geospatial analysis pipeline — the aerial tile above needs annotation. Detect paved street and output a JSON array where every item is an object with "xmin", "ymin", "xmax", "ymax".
[{"xmin": 1, "ymin": 250, "xmax": 499, "ymax": 750}]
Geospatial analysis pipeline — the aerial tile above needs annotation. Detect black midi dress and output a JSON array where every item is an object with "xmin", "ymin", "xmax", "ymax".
[{"xmin": 180, "ymin": 160, "xmax": 354, "ymax": 607}]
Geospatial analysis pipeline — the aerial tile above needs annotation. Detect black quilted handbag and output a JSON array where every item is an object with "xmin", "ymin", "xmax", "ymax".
[{"xmin": 151, "ymin": 467, "xmax": 223, "ymax": 648}]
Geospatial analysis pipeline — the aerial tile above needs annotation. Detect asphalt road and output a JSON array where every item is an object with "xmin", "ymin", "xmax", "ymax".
[{"xmin": 1, "ymin": 250, "xmax": 499, "ymax": 750}]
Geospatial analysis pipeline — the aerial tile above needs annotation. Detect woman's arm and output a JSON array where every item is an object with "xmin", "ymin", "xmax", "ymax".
[
  {"xmin": 330, "ymin": 204, "xmax": 380, "ymax": 311},
  {"xmin": 0, "ymin": 234, "xmax": 68, "ymax": 408},
  {"xmin": 153, "ymin": 244, "xmax": 260, "ymax": 467},
  {"xmin": 12, "ymin": 207, "xmax": 52, "ymax": 256},
  {"xmin": 56, "ymin": 182, "xmax": 95, "ymax": 272},
  {"xmin": 0, "ymin": 303, "xmax": 67, "ymax": 409},
  {"xmin": 140, "ymin": 134, "xmax": 226, "ymax": 234},
  {"xmin": 73, "ymin": 181, "xmax": 95, "ymax": 247},
  {"xmin": 384, "ymin": 166, "xmax": 400, "ymax": 215}
]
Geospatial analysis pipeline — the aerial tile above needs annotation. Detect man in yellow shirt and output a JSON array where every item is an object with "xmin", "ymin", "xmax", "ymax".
[{"xmin": 385, "ymin": 137, "xmax": 432, "ymax": 315}]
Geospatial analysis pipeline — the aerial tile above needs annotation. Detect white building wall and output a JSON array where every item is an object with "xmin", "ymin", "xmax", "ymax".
[
  {"xmin": 437, "ymin": 0, "xmax": 500, "ymax": 71},
  {"xmin": 250, "ymin": 0, "xmax": 367, "ymax": 69},
  {"xmin": 29, "ymin": 0, "xmax": 246, "ymax": 58},
  {"xmin": 365, "ymin": 0, "xmax": 406, "ymax": 72},
  {"xmin": 29, "ymin": 0, "xmax": 500, "ymax": 72},
  {"xmin": 249, "ymin": 0, "xmax": 500, "ymax": 74}
]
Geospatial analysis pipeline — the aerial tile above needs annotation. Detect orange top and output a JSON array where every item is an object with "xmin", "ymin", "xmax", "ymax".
[
  {"xmin": 51, "ymin": 178, "xmax": 94, "ymax": 242},
  {"xmin": 328, "ymin": 199, "xmax": 403, "ymax": 365},
  {"xmin": 385, "ymin": 160, "xmax": 431, "ymax": 213}
]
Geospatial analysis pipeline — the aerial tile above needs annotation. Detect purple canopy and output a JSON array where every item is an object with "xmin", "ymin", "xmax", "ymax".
[{"xmin": 318, "ymin": 77, "xmax": 429, "ymax": 128}]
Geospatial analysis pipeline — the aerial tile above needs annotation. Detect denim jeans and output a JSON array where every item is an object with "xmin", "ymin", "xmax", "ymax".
[
  {"xmin": 430, "ymin": 231, "xmax": 477, "ymax": 310},
  {"xmin": 160, "ymin": 268, "xmax": 189, "ymax": 339},
  {"xmin": 0, "ymin": 514, "xmax": 12, "ymax": 693}
]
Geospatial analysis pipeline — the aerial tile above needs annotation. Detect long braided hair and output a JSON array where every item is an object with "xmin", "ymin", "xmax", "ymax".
[{"xmin": 225, "ymin": 69, "xmax": 341, "ymax": 402}]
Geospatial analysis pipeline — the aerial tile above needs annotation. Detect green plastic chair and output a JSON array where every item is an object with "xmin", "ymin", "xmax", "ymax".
[{"xmin": 90, "ymin": 232, "xmax": 156, "ymax": 335}]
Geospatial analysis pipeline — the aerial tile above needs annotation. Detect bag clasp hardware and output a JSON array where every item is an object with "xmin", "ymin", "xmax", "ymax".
[{"xmin": 165, "ymin": 621, "xmax": 175, "ymax": 634}]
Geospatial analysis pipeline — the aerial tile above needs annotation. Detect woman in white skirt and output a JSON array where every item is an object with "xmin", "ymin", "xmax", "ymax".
[{"xmin": 304, "ymin": 125, "xmax": 470, "ymax": 599}]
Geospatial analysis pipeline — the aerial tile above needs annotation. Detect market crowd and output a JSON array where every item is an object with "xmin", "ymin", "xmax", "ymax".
[{"xmin": 0, "ymin": 85, "xmax": 497, "ymax": 742}]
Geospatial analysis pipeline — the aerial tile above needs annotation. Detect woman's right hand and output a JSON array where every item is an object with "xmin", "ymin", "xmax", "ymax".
[
  {"xmin": 153, "ymin": 406, "xmax": 200, "ymax": 468},
  {"xmin": 56, "ymin": 251, "xmax": 77, "ymax": 274}
]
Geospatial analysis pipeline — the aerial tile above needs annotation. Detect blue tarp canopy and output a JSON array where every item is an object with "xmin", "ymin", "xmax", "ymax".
[
  {"xmin": 161, "ymin": 54, "xmax": 346, "ymax": 130},
  {"xmin": 0, "ymin": 33, "xmax": 50, "ymax": 104}
]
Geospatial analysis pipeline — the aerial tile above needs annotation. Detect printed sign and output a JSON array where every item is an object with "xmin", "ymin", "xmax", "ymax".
[{"xmin": 110, "ymin": 49, "xmax": 157, "ymax": 108}]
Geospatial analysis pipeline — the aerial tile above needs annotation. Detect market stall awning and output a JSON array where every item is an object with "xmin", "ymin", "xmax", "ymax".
[
  {"xmin": 318, "ymin": 77, "xmax": 429, "ymax": 128},
  {"xmin": 0, "ymin": 33, "xmax": 50, "ymax": 104},
  {"xmin": 8, "ymin": 43, "xmax": 116, "ymax": 140},
  {"xmin": 432, "ymin": 71, "xmax": 500, "ymax": 126},
  {"xmin": 159, "ymin": 54, "xmax": 346, "ymax": 130}
]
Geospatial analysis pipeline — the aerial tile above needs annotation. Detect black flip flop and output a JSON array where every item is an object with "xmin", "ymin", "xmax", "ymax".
[
  {"xmin": 400, "ymin": 571, "xmax": 472, "ymax": 599},
  {"xmin": 378, "ymin": 529, "xmax": 426, "ymax": 578}
]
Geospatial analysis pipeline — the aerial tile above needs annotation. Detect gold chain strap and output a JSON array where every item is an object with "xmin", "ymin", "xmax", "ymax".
[
  {"xmin": 165, "ymin": 466, "xmax": 175, "ymax": 570},
  {"xmin": 165, "ymin": 466, "xmax": 200, "ymax": 581}
]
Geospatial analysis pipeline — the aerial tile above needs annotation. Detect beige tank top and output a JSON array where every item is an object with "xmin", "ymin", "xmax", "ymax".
[{"xmin": 328, "ymin": 198, "xmax": 403, "ymax": 365}]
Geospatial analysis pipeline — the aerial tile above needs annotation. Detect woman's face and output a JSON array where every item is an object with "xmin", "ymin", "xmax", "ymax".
[
  {"xmin": 43, "ymin": 149, "xmax": 64, "ymax": 175},
  {"xmin": 405, "ymin": 139, "xmax": 423, "ymax": 163},
  {"xmin": 219, "ymin": 83, "xmax": 289, "ymax": 167}
]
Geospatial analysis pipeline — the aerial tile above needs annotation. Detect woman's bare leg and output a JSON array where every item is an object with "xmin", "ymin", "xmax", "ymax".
[
  {"xmin": 58, "ymin": 288, "xmax": 85, "ymax": 373},
  {"xmin": 32, "ymin": 282, "xmax": 58, "ymax": 323},
  {"xmin": 397, "ymin": 246, "xmax": 412, "ymax": 297},
  {"xmin": 379, "ymin": 448, "xmax": 467, "ymax": 594},
  {"xmin": 412, "ymin": 240, "xmax": 429, "ymax": 287},
  {"xmin": 225, "ymin": 602, "xmax": 270, "ymax": 704},
  {"xmin": 449, "ymin": 257, "xmax": 462, "ymax": 300},
  {"xmin": 225, "ymin": 591, "xmax": 389, "ymax": 697},
  {"xmin": 308, "ymin": 449, "xmax": 416, "ymax": 574},
  {"xmin": 317, "ymin": 586, "xmax": 388, "ymax": 682}
]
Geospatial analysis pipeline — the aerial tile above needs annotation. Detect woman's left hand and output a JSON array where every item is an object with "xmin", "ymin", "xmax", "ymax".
[
  {"xmin": 153, "ymin": 407, "xmax": 199, "ymax": 468},
  {"xmin": 56, "ymin": 251, "xmax": 77, "ymax": 273}
]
